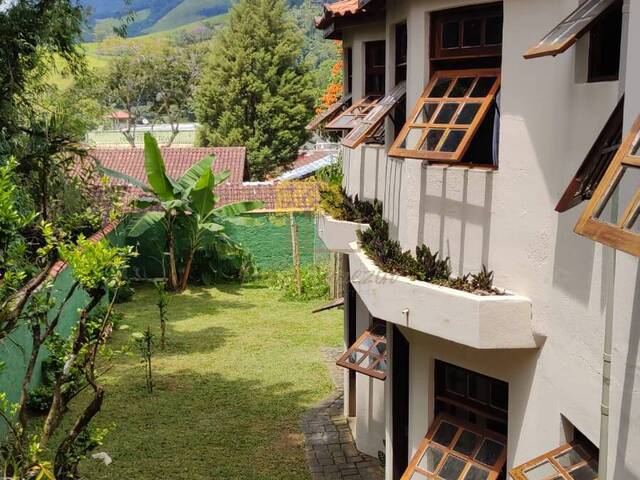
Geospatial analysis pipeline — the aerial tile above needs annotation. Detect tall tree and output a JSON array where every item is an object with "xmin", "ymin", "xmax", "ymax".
[{"xmin": 195, "ymin": 0, "xmax": 316, "ymax": 180}]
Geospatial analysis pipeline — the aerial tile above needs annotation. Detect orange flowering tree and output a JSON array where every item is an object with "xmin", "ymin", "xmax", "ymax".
[{"xmin": 318, "ymin": 41, "xmax": 344, "ymax": 112}]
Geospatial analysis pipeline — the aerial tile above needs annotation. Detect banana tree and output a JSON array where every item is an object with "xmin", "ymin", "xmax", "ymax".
[{"xmin": 100, "ymin": 133, "xmax": 263, "ymax": 291}]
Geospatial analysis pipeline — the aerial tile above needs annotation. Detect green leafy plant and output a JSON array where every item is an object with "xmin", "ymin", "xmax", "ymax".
[
  {"xmin": 471, "ymin": 265, "xmax": 497, "ymax": 294},
  {"xmin": 414, "ymin": 245, "xmax": 451, "ymax": 283},
  {"xmin": 319, "ymin": 184, "xmax": 382, "ymax": 224},
  {"xmin": 101, "ymin": 133, "xmax": 263, "ymax": 291},
  {"xmin": 266, "ymin": 264, "xmax": 330, "ymax": 301}
]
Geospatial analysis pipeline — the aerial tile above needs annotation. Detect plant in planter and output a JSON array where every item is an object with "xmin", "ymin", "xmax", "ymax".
[{"xmin": 319, "ymin": 183, "xmax": 382, "ymax": 224}]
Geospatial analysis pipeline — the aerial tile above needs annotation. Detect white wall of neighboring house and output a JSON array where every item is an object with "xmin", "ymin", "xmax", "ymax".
[{"xmin": 332, "ymin": 0, "xmax": 640, "ymax": 477}]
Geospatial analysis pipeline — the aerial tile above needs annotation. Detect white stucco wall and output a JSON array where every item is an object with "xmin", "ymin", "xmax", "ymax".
[{"xmin": 337, "ymin": 0, "xmax": 640, "ymax": 476}]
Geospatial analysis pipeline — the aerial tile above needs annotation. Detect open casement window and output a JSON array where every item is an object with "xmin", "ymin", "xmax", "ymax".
[
  {"xmin": 336, "ymin": 323, "xmax": 387, "ymax": 380},
  {"xmin": 312, "ymin": 297, "xmax": 344, "ymax": 314},
  {"xmin": 575, "ymin": 115, "xmax": 640, "ymax": 257},
  {"xmin": 306, "ymin": 95, "xmax": 353, "ymax": 131},
  {"xmin": 325, "ymin": 96, "xmax": 381, "ymax": 131},
  {"xmin": 400, "ymin": 414, "xmax": 507, "ymax": 480},
  {"xmin": 509, "ymin": 442, "xmax": 598, "ymax": 480},
  {"xmin": 389, "ymin": 69, "xmax": 500, "ymax": 162},
  {"xmin": 556, "ymin": 97, "xmax": 624, "ymax": 212},
  {"xmin": 523, "ymin": 0, "xmax": 619, "ymax": 59},
  {"xmin": 342, "ymin": 82, "xmax": 407, "ymax": 149}
]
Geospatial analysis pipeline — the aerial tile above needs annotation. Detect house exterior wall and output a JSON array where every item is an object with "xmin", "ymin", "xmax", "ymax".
[{"xmin": 333, "ymin": 0, "xmax": 640, "ymax": 477}]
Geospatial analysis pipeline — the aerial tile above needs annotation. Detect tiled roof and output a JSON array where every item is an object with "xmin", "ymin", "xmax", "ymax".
[
  {"xmin": 217, "ymin": 182, "xmax": 320, "ymax": 212},
  {"xmin": 89, "ymin": 146, "xmax": 246, "ymax": 186},
  {"xmin": 316, "ymin": 0, "xmax": 373, "ymax": 29}
]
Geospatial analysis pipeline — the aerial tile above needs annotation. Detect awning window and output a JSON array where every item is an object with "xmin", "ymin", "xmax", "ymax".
[
  {"xmin": 509, "ymin": 442, "xmax": 598, "ymax": 479},
  {"xmin": 307, "ymin": 95, "xmax": 353, "ymax": 131},
  {"xmin": 556, "ymin": 97, "xmax": 624, "ymax": 212},
  {"xmin": 389, "ymin": 69, "xmax": 500, "ymax": 162},
  {"xmin": 342, "ymin": 82, "xmax": 406, "ymax": 149},
  {"xmin": 336, "ymin": 323, "xmax": 387, "ymax": 380},
  {"xmin": 575, "ymin": 114, "xmax": 640, "ymax": 257},
  {"xmin": 312, "ymin": 297, "xmax": 344, "ymax": 314},
  {"xmin": 401, "ymin": 415, "xmax": 507, "ymax": 480},
  {"xmin": 523, "ymin": 0, "xmax": 619, "ymax": 59},
  {"xmin": 325, "ymin": 95, "xmax": 381, "ymax": 131}
]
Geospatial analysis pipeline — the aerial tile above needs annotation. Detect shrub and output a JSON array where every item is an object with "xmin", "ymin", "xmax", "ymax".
[
  {"xmin": 27, "ymin": 384, "xmax": 54, "ymax": 413},
  {"xmin": 266, "ymin": 264, "xmax": 330, "ymax": 301},
  {"xmin": 319, "ymin": 185, "xmax": 382, "ymax": 224}
]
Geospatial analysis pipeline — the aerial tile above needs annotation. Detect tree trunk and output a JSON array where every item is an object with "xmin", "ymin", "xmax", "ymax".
[
  {"xmin": 178, "ymin": 252, "xmax": 194, "ymax": 292},
  {"xmin": 54, "ymin": 386, "xmax": 105, "ymax": 478},
  {"xmin": 166, "ymin": 222, "xmax": 179, "ymax": 291}
]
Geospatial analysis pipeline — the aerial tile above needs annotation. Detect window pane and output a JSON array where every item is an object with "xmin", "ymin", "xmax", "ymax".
[
  {"xmin": 555, "ymin": 447, "xmax": 588, "ymax": 469},
  {"xmin": 569, "ymin": 463, "xmax": 598, "ymax": 480},
  {"xmin": 456, "ymin": 103, "xmax": 481, "ymax": 125},
  {"xmin": 359, "ymin": 337, "xmax": 375, "ymax": 351},
  {"xmin": 463, "ymin": 19, "xmax": 482, "ymax": 47},
  {"xmin": 417, "ymin": 103, "xmax": 438, "ymax": 123},
  {"xmin": 469, "ymin": 375, "xmax": 491, "ymax": 404},
  {"xmin": 410, "ymin": 471, "xmax": 428, "ymax": 480},
  {"xmin": 438, "ymin": 455, "xmax": 467, "ymax": 480},
  {"xmin": 430, "ymin": 78, "xmax": 453, "ymax": 98},
  {"xmin": 491, "ymin": 381, "xmax": 508, "ymax": 410},
  {"xmin": 360, "ymin": 355, "xmax": 378, "ymax": 370},
  {"xmin": 348, "ymin": 351, "xmax": 364, "ymax": 364},
  {"xmin": 443, "ymin": 21, "xmax": 460, "ymax": 48},
  {"xmin": 470, "ymin": 77, "xmax": 497, "ymax": 97},
  {"xmin": 332, "ymin": 115, "xmax": 355, "ymax": 128},
  {"xmin": 422, "ymin": 129, "xmax": 445, "ymax": 151},
  {"xmin": 401, "ymin": 128, "xmax": 425, "ymax": 150},
  {"xmin": 446, "ymin": 365, "xmax": 468, "ymax": 396},
  {"xmin": 595, "ymin": 166, "xmax": 640, "ymax": 224},
  {"xmin": 454, "ymin": 430, "xmax": 480, "ymax": 457},
  {"xmin": 433, "ymin": 421, "xmax": 458, "ymax": 447},
  {"xmin": 464, "ymin": 466, "xmax": 489, "ymax": 480},
  {"xmin": 449, "ymin": 78, "xmax": 475, "ymax": 97},
  {"xmin": 485, "ymin": 16, "xmax": 503, "ymax": 45},
  {"xmin": 475, "ymin": 439, "xmax": 504, "ymax": 467},
  {"xmin": 440, "ymin": 130, "xmax": 467, "ymax": 152},
  {"xmin": 371, "ymin": 341, "xmax": 386, "ymax": 356},
  {"xmin": 374, "ymin": 358, "xmax": 387, "ymax": 372},
  {"xmin": 417, "ymin": 446, "xmax": 444, "ymax": 473},
  {"xmin": 524, "ymin": 461, "xmax": 560, "ymax": 480},
  {"xmin": 632, "ymin": 135, "xmax": 640, "ymax": 156},
  {"xmin": 435, "ymin": 103, "xmax": 460, "ymax": 124}
]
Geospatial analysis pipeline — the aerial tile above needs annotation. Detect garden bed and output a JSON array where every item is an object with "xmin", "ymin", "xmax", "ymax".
[{"xmin": 348, "ymin": 243, "xmax": 540, "ymax": 349}]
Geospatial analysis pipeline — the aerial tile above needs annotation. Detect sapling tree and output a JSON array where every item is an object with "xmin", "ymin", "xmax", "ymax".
[
  {"xmin": 154, "ymin": 281, "xmax": 169, "ymax": 349},
  {"xmin": 133, "ymin": 327, "xmax": 155, "ymax": 394}
]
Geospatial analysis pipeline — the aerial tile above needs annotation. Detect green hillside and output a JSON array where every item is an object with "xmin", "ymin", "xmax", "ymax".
[{"xmin": 148, "ymin": 0, "xmax": 229, "ymax": 33}]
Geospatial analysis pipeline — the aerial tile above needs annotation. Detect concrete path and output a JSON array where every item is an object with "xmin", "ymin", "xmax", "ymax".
[{"xmin": 301, "ymin": 348, "xmax": 385, "ymax": 480}]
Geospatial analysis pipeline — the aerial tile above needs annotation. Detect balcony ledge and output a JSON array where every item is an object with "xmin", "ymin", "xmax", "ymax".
[
  {"xmin": 348, "ymin": 243, "xmax": 541, "ymax": 350},
  {"xmin": 317, "ymin": 214, "xmax": 369, "ymax": 253}
]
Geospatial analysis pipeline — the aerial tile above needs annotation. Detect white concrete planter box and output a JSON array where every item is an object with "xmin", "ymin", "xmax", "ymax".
[
  {"xmin": 349, "ymin": 244, "xmax": 539, "ymax": 349},
  {"xmin": 317, "ymin": 215, "xmax": 369, "ymax": 253}
]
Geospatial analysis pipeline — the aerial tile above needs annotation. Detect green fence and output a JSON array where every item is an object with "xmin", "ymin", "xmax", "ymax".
[{"xmin": 127, "ymin": 211, "xmax": 328, "ymax": 277}]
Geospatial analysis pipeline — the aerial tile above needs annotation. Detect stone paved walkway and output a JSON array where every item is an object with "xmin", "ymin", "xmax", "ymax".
[{"xmin": 300, "ymin": 348, "xmax": 385, "ymax": 480}]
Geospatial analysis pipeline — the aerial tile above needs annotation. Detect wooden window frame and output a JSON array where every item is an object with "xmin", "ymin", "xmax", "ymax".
[
  {"xmin": 341, "ymin": 82, "xmax": 406, "ymax": 149},
  {"xmin": 400, "ymin": 414, "xmax": 507, "ymax": 480},
  {"xmin": 431, "ymin": 3, "xmax": 503, "ymax": 62},
  {"xmin": 556, "ymin": 97, "xmax": 624, "ymax": 212},
  {"xmin": 523, "ymin": 0, "xmax": 619, "ymax": 59},
  {"xmin": 365, "ymin": 40, "xmax": 386, "ymax": 96},
  {"xmin": 389, "ymin": 68, "xmax": 501, "ymax": 162},
  {"xmin": 509, "ymin": 442, "xmax": 598, "ymax": 479},
  {"xmin": 325, "ymin": 96, "xmax": 381, "ymax": 131},
  {"xmin": 575, "ymin": 114, "xmax": 640, "ymax": 257},
  {"xmin": 306, "ymin": 94, "xmax": 353, "ymax": 131},
  {"xmin": 336, "ymin": 325, "xmax": 387, "ymax": 381}
]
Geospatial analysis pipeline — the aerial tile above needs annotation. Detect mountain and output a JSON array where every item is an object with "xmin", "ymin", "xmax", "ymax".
[{"xmin": 81, "ymin": 0, "xmax": 306, "ymax": 38}]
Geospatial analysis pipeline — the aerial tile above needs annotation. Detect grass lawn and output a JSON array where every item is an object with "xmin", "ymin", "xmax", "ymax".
[{"xmin": 71, "ymin": 282, "xmax": 342, "ymax": 479}]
